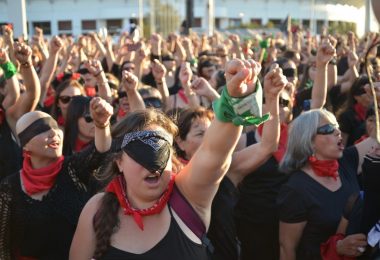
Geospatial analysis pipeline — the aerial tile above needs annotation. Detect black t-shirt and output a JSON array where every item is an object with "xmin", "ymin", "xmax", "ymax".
[
  {"xmin": 361, "ymin": 154, "xmax": 380, "ymax": 234},
  {"xmin": 0, "ymin": 119, "xmax": 22, "ymax": 181},
  {"xmin": 277, "ymin": 147, "xmax": 360, "ymax": 259},
  {"xmin": 235, "ymin": 131, "xmax": 289, "ymax": 224},
  {"xmin": 338, "ymin": 108, "xmax": 366, "ymax": 147},
  {"xmin": 0, "ymin": 145, "xmax": 108, "ymax": 259},
  {"xmin": 208, "ymin": 177, "xmax": 240, "ymax": 260}
]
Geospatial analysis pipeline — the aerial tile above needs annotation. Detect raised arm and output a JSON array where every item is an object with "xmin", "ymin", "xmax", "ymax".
[
  {"xmin": 0, "ymin": 48, "xmax": 19, "ymax": 110},
  {"xmin": 179, "ymin": 62, "xmax": 200, "ymax": 109},
  {"xmin": 90, "ymin": 97, "xmax": 113, "ymax": 153},
  {"xmin": 83, "ymin": 59, "xmax": 112, "ymax": 103},
  {"xmin": 39, "ymin": 36, "xmax": 63, "ymax": 104},
  {"xmin": 228, "ymin": 65, "xmax": 287, "ymax": 186},
  {"xmin": 120, "ymin": 70, "xmax": 145, "ymax": 111},
  {"xmin": 152, "ymin": 59, "xmax": 170, "ymax": 110},
  {"xmin": 7, "ymin": 43, "xmax": 40, "ymax": 135},
  {"xmin": 311, "ymin": 39, "xmax": 335, "ymax": 109},
  {"xmin": 176, "ymin": 58, "xmax": 262, "ymax": 225}
]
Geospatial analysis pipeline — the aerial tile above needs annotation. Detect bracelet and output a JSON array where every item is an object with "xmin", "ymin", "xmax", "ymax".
[
  {"xmin": 212, "ymin": 81, "xmax": 270, "ymax": 126},
  {"xmin": 94, "ymin": 121, "xmax": 110, "ymax": 129},
  {"xmin": 0, "ymin": 61, "xmax": 17, "ymax": 79}
]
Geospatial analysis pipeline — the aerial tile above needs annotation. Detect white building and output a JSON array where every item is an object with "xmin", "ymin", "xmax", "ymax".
[{"xmin": 0, "ymin": 0, "xmax": 378, "ymax": 38}]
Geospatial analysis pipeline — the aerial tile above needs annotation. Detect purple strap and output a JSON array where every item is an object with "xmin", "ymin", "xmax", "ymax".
[{"xmin": 169, "ymin": 184, "xmax": 206, "ymax": 239}]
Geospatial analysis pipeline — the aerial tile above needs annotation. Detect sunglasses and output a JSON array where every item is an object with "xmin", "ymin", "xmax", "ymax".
[
  {"xmin": 143, "ymin": 97, "xmax": 162, "ymax": 108},
  {"xmin": 279, "ymin": 97, "xmax": 290, "ymax": 108},
  {"xmin": 83, "ymin": 114, "xmax": 93, "ymax": 123},
  {"xmin": 316, "ymin": 123, "xmax": 339, "ymax": 135},
  {"xmin": 122, "ymin": 66, "xmax": 135, "ymax": 72},
  {"xmin": 118, "ymin": 91, "xmax": 128, "ymax": 99},
  {"xmin": 282, "ymin": 68, "xmax": 297, "ymax": 78},
  {"xmin": 58, "ymin": 95, "xmax": 74, "ymax": 104},
  {"xmin": 263, "ymin": 97, "xmax": 290, "ymax": 108}
]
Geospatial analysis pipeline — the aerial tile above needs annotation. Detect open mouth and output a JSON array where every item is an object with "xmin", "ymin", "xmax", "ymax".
[
  {"xmin": 337, "ymin": 140, "xmax": 344, "ymax": 150},
  {"xmin": 48, "ymin": 141, "xmax": 60, "ymax": 149},
  {"xmin": 144, "ymin": 175, "xmax": 159, "ymax": 184}
]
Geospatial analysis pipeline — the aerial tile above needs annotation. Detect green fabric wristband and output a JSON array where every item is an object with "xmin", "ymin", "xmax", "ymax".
[
  {"xmin": 0, "ymin": 61, "xmax": 17, "ymax": 79},
  {"xmin": 212, "ymin": 81, "xmax": 270, "ymax": 126}
]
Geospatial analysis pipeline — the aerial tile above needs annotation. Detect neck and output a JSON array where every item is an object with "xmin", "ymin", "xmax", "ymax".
[
  {"xmin": 30, "ymin": 156, "xmax": 60, "ymax": 169},
  {"xmin": 77, "ymin": 134, "xmax": 92, "ymax": 143}
]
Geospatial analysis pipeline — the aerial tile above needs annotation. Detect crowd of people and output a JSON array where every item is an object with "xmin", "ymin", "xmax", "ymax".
[{"xmin": 0, "ymin": 21, "xmax": 380, "ymax": 260}]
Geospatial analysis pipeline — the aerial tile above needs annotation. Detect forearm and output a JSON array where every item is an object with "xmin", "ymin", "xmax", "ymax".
[
  {"xmin": 261, "ymin": 95, "xmax": 280, "ymax": 153},
  {"xmin": 17, "ymin": 64, "xmax": 41, "ymax": 114},
  {"xmin": 39, "ymin": 52, "xmax": 59, "ymax": 102},
  {"xmin": 96, "ymin": 73, "xmax": 112, "ymax": 103},
  {"xmin": 2, "ymin": 76, "xmax": 20, "ymax": 110},
  {"xmin": 182, "ymin": 82, "xmax": 199, "ymax": 109},
  {"xmin": 94, "ymin": 124, "xmax": 112, "ymax": 154},
  {"xmin": 327, "ymin": 63, "xmax": 337, "ymax": 89},
  {"xmin": 311, "ymin": 64, "xmax": 328, "ymax": 109},
  {"xmin": 126, "ymin": 89, "xmax": 145, "ymax": 111}
]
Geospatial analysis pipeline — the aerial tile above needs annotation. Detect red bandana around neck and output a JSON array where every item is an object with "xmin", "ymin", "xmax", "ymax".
[
  {"xmin": 21, "ymin": 154, "xmax": 65, "ymax": 195},
  {"xmin": 57, "ymin": 114, "xmax": 65, "ymax": 126},
  {"xmin": 257, "ymin": 123, "xmax": 288, "ymax": 163},
  {"xmin": 353, "ymin": 103, "xmax": 366, "ymax": 121},
  {"xmin": 308, "ymin": 155, "xmax": 339, "ymax": 181},
  {"xmin": 85, "ymin": 86, "xmax": 97, "ymax": 97},
  {"xmin": 117, "ymin": 107, "xmax": 127, "ymax": 119},
  {"xmin": 106, "ymin": 174, "xmax": 176, "ymax": 230},
  {"xmin": 74, "ymin": 138, "xmax": 90, "ymax": 152}
]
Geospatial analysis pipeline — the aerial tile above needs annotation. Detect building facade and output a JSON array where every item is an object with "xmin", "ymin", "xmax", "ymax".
[{"xmin": 0, "ymin": 0, "xmax": 377, "ymax": 38}]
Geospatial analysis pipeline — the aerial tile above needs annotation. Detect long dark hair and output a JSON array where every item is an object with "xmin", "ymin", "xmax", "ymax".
[
  {"xmin": 337, "ymin": 76, "xmax": 370, "ymax": 119},
  {"xmin": 93, "ymin": 109, "xmax": 178, "ymax": 258},
  {"xmin": 63, "ymin": 96, "xmax": 91, "ymax": 156},
  {"xmin": 51, "ymin": 79, "xmax": 85, "ymax": 120}
]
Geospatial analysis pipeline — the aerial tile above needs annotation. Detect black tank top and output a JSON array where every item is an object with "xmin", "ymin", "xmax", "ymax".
[{"xmin": 99, "ymin": 206, "xmax": 211, "ymax": 260}]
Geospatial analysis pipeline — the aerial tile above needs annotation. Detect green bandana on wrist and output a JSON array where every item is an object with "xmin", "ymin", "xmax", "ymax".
[
  {"xmin": 0, "ymin": 61, "xmax": 17, "ymax": 79},
  {"xmin": 212, "ymin": 81, "xmax": 270, "ymax": 126}
]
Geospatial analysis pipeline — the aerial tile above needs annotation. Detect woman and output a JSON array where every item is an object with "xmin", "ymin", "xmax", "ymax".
[
  {"xmin": 63, "ymin": 96, "xmax": 94, "ymax": 156},
  {"xmin": 69, "ymin": 58, "xmax": 269, "ymax": 259},
  {"xmin": 337, "ymin": 76, "xmax": 373, "ymax": 147},
  {"xmin": 0, "ymin": 97, "xmax": 113, "ymax": 259},
  {"xmin": 278, "ymin": 109, "xmax": 377, "ymax": 260},
  {"xmin": 51, "ymin": 79, "xmax": 85, "ymax": 127}
]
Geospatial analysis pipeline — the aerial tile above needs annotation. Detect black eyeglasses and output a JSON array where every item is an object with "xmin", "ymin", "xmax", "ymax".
[
  {"xmin": 316, "ymin": 123, "xmax": 338, "ymax": 135},
  {"xmin": 118, "ymin": 91, "xmax": 128, "ymax": 99},
  {"xmin": 83, "ymin": 114, "xmax": 93, "ymax": 123},
  {"xmin": 279, "ymin": 97, "xmax": 290, "ymax": 108},
  {"xmin": 282, "ymin": 68, "xmax": 297, "ymax": 78},
  {"xmin": 58, "ymin": 95, "xmax": 73, "ymax": 104}
]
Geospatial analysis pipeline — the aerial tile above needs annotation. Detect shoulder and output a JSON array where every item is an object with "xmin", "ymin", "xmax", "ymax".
[{"xmin": 81, "ymin": 192, "xmax": 106, "ymax": 217}]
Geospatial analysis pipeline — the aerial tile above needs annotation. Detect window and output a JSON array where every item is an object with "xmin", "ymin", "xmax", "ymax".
[
  {"xmin": 229, "ymin": 18, "xmax": 242, "ymax": 28},
  {"xmin": 250, "ymin": 19, "xmax": 262, "ymax": 26},
  {"xmin": 32, "ymin": 21, "xmax": 51, "ymax": 35},
  {"xmin": 106, "ymin": 19, "xmax": 122, "ymax": 34},
  {"xmin": 58, "ymin": 20, "xmax": 72, "ymax": 31},
  {"xmin": 193, "ymin": 18, "xmax": 202, "ymax": 28},
  {"xmin": 82, "ymin": 20, "xmax": 97, "ymax": 31}
]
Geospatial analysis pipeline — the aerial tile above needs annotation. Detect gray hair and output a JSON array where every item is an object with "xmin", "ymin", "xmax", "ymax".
[{"xmin": 279, "ymin": 109, "xmax": 338, "ymax": 173}]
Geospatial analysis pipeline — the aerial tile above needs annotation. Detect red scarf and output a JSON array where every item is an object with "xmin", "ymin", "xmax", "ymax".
[
  {"xmin": 308, "ymin": 156, "xmax": 339, "ymax": 181},
  {"xmin": 85, "ymin": 86, "xmax": 97, "ymax": 97},
  {"xmin": 257, "ymin": 123, "xmax": 288, "ymax": 163},
  {"xmin": 178, "ymin": 89, "xmax": 189, "ymax": 104},
  {"xmin": 117, "ymin": 107, "xmax": 127, "ymax": 119},
  {"xmin": 21, "ymin": 154, "xmax": 65, "ymax": 195},
  {"xmin": 74, "ymin": 138, "xmax": 90, "ymax": 152},
  {"xmin": 57, "ymin": 114, "xmax": 65, "ymax": 127},
  {"xmin": 353, "ymin": 103, "xmax": 366, "ymax": 121},
  {"xmin": 106, "ymin": 174, "xmax": 176, "ymax": 230}
]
